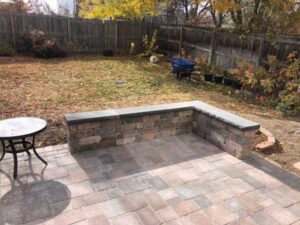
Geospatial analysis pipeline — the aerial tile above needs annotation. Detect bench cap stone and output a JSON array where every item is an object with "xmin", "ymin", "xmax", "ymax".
[
  {"xmin": 64, "ymin": 109, "xmax": 119, "ymax": 125},
  {"xmin": 64, "ymin": 101, "xmax": 260, "ymax": 131},
  {"xmin": 115, "ymin": 101, "xmax": 196, "ymax": 118},
  {"xmin": 193, "ymin": 101, "xmax": 260, "ymax": 131}
]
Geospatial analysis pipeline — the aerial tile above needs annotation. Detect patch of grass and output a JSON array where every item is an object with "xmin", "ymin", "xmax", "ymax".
[{"xmin": 0, "ymin": 55, "xmax": 283, "ymax": 119}]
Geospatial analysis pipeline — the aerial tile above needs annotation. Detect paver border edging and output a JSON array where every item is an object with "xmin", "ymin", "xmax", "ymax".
[
  {"xmin": 250, "ymin": 151, "xmax": 300, "ymax": 179},
  {"xmin": 256, "ymin": 127, "xmax": 276, "ymax": 151}
]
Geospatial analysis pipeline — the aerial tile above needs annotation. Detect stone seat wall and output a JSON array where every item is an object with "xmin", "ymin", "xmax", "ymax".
[{"xmin": 64, "ymin": 101, "xmax": 260, "ymax": 159}]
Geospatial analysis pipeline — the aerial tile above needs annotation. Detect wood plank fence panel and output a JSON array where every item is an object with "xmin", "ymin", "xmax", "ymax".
[
  {"xmin": 157, "ymin": 25, "xmax": 300, "ymax": 69},
  {"xmin": 118, "ymin": 21, "xmax": 144, "ymax": 52},
  {"xmin": 1, "ymin": 12, "xmax": 300, "ymax": 69},
  {"xmin": 0, "ymin": 13, "xmax": 149, "ymax": 53},
  {"xmin": 0, "ymin": 14, "xmax": 14, "ymax": 47},
  {"xmin": 103, "ymin": 20, "xmax": 115, "ymax": 50}
]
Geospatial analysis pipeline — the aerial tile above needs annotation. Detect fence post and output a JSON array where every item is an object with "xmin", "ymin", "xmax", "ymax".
[
  {"xmin": 208, "ymin": 31, "xmax": 217, "ymax": 66},
  {"xmin": 10, "ymin": 14, "xmax": 17, "ymax": 49},
  {"xmin": 98, "ymin": 20, "xmax": 103, "ymax": 53},
  {"xmin": 257, "ymin": 37, "xmax": 265, "ymax": 66},
  {"xmin": 179, "ymin": 26, "xmax": 183, "ymax": 54},
  {"xmin": 115, "ymin": 21, "xmax": 119, "ymax": 49},
  {"xmin": 67, "ymin": 18, "xmax": 71, "ymax": 43},
  {"xmin": 140, "ymin": 23, "xmax": 144, "ymax": 52},
  {"xmin": 149, "ymin": 17, "xmax": 153, "ymax": 35}
]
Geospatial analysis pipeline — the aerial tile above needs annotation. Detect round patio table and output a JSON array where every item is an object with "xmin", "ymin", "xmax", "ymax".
[{"xmin": 0, "ymin": 117, "xmax": 48, "ymax": 179}]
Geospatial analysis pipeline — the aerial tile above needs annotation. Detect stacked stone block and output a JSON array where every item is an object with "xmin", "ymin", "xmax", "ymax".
[
  {"xmin": 67, "ymin": 110, "xmax": 193, "ymax": 154},
  {"xmin": 192, "ymin": 111, "xmax": 256, "ymax": 159}
]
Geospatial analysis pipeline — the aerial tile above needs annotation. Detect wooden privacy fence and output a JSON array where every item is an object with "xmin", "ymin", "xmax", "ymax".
[
  {"xmin": 158, "ymin": 25, "xmax": 300, "ymax": 68},
  {"xmin": 0, "ymin": 13, "xmax": 152, "ymax": 53},
  {"xmin": 1, "ymin": 13, "xmax": 300, "ymax": 69}
]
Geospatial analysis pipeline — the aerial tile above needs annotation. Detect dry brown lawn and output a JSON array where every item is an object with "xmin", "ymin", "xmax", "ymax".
[{"xmin": 1, "ymin": 55, "xmax": 299, "ymax": 175}]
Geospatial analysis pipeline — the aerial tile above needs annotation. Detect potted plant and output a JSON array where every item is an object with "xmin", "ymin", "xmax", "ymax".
[
  {"xmin": 195, "ymin": 56, "xmax": 213, "ymax": 82},
  {"xmin": 223, "ymin": 70, "xmax": 233, "ymax": 86},
  {"xmin": 213, "ymin": 67, "xmax": 224, "ymax": 84},
  {"xmin": 204, "ymin": 64, "xmax": 213, "ymax": 82},
  {"xmin": 102, "ymin": 49, "xmax": 114, "ymax": 57},
  {"xmin": 231, "ymin": 79, "xmax": 242, "ymax": 89},
  {"xmin": 229, "ymin": 67, "xmax": 243, "ymax": 89}
]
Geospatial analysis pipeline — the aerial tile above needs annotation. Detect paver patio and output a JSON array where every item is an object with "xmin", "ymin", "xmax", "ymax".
[{"xmin": 0, "ymin": 134, "xmax": 300, "ymax": 225}]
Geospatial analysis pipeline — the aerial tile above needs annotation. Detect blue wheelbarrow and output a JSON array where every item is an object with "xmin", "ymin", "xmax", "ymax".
[{"xmin": 170, "ymin": 57, "xmax": 195, "ymax": 80}]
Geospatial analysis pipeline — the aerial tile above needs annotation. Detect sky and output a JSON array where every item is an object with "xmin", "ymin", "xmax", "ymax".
[
  {"xmin": 0, "ymin": 0, "xmax": 75, "ymax": 16},
  {"xmin": 44, "ymin": 0, "xmax": 74, "ymax": 15}
]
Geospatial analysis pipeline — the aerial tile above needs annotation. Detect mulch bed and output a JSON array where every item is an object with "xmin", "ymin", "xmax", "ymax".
[{"xmin": 35, "ymin": 119, "xmax": 67, "ymax": 148}]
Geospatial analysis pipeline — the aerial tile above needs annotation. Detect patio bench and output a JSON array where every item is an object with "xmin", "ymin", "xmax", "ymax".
[{"xmin": 64, "ymin": 101, "xmax": 260, "ymax": 159}]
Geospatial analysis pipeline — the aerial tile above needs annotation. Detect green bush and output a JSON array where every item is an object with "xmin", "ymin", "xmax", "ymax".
[
  {"xmin": 229, "ymin": 53, "xmax": 300, "ymax": 116},
  {"xmin": 276, "ymin": 78, "xmax": 300, "ymax": 116},
  {"xmin": 0, "ymin": 43, "xmax": 16, "ymax": 56},
  {"xmin": 276, "ymin": 97, "xmax": 300, "ymax": 116}
]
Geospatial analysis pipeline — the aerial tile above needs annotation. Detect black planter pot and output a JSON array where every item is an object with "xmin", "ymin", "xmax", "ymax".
[
  {"xmin": 102, "ymin": 49, "xmax": 114, "ymax": 57},
  {"xmin": 214, "ymin": 76, "xmax": 223, "ymax": 84},
  {"xmin": 224, "ymin": 77, "xmax": 233, "ymax": 86},
  {"xmin": 231, "ymin": 81, "xmax": 242, "ymax": 89},
  {"xmin": 204, "ymin": 73, "xmax": 213, "ymax": 82}
]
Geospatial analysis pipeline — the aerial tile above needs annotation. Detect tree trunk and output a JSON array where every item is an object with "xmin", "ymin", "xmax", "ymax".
[
  {"xmin": 248, "ymin": 0, "xmax": 261, "ymax": 31},
  {"xmin": 74, "ymin": 0, "xmax": 81, "ymax": 18},
  {"xmin": 230, "ymin": 0, "xmax": 243, "ymax": 30},
  {"xmin": 184, "ymin": 5, "xmax": 189, "ymax": 20},
  {"xmin": 217, "ymin": 12, "xmax": 223, "ymax": 28}
]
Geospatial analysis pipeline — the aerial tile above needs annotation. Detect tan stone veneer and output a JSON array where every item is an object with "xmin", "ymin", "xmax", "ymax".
[{"xmin": 64, "ymin": 101, "xmax": 260, "ymax": 159}]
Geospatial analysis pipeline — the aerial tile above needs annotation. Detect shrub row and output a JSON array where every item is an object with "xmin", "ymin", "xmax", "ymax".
[
  {"xmin": 0, "ymin": 43, "xmax": 16, "ymax": 56},
  {"xmin": 0, "ymin": 30, "xmax": 67, "ymax": 58},
  {"xmin": 194, "ymin": 54, "xmax": 300, "ymax": 116}
]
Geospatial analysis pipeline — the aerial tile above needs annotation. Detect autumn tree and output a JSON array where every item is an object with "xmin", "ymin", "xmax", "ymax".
[
  {"xmin": 0, "ymin": 0, "xmax": 53, "ymax": 14},
  {"xmin": 74, "ymin": 0, "xmax": 84, "ymax": 17},
  {"xmin": 0, "ymin": 0, "xmax": 29, "ymax": 13},
  {"xmin": 160, "ymin": 0, "xmax": 298, "ymax": 34},
  {"xmin": 210, "ymin": 0, "xmax": 300, "ymax": 34},
  {"xmin": 164, "ymin": 0, "xmax": 234, "ymax": 27},
  {"xmin": 79, "ymin": 0, "xmax": 300, "ymax": 34},
  {"xmin": 79, "ymin": 0, "xmax": 161, "ymax": 20},
  {"xmin": 193, "ymin": 0, "xmax": 300, "ymax": 34}
]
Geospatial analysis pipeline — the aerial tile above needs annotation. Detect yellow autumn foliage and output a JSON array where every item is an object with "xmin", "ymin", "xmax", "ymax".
[{"xmin": 80, "ymin": 0, "xmax": 160, "ymax": 19}]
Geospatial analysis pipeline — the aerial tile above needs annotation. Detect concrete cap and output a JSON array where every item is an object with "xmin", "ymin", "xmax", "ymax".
[{"xmin": 64, "ymin": 101, "xmax": 260, "ymax": 131}]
